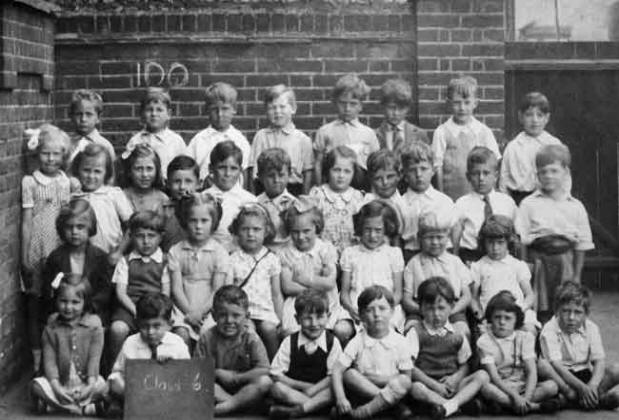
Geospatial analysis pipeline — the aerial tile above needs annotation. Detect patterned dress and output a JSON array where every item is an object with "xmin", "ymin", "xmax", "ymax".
[{"xmin": 22, "ymin": 170, "xmax": 75, "ymax": 294}]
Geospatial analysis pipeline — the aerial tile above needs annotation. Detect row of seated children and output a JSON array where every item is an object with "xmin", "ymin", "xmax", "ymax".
[
  {"xmin": 31, "ymin": 274, "xmax": 619, "ymax": 419},
  {"xmin": 24, "ymin": 115, "xmax": 589, "ymax": 375}
]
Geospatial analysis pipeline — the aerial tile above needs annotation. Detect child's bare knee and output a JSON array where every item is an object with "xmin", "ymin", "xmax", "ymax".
[
  {"xmin": 270, "ymin": 381, "xmax": 288, "ymax": 398},
  {"xmin": 110, "ymin": 321, "xmax": 130, "ymax": 337},
  {"xmin": 410, "ymin": 381, "xmax": 428, "ymax": 395},
  {"xmin": 333, "ymin": 320, "xmax": 354, "ymax": 343},
  {"xmin": 472, "ymin": 369, "xmax": 489, "ymax": 384},
  {"xmin": 253, "ymin": 375, "xmax": 273, "ymax": 393},
  {"xmin": 172, "ymin": 327, "xmax": 191, "ymax": 345},
  {"xmin": 607, "ymin": 363, "xmax": 619, "ymax": 380},
  {"xmin": 342, "ymin": 368, "xmax": 360, "ymax": 384},
  {"xmin": 540, "ymin": 380, "xmax": 558, "ymax": 395}
]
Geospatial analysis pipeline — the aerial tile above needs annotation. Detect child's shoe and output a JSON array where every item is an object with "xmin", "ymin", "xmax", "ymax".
[
  {"xmin": 429, "ymin": 403, "xmax": 446, "ymax": 420},
  {"xmin": 599, "ymin": 393, "xmax": 619, "ymax": 410},
  {"xmin": 538, "ymin": 397, "xmax": 562, "ymax": 414},
  {"xmin": 459, "ymin": 398, "xmax": 483, "ymax": 416},
  {"xmin": 394, "ymin": 402, "xmax": 415, "ymax": 420}
]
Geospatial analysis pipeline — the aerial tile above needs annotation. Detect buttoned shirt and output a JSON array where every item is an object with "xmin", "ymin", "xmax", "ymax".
[
  {"xmin": 339, "ymin": 329, "xmax": 413, "ymax": 376},
  {"xmin": 404, "ymin": 251, "xmax": 472, "ymax": 298},
  {"xmin": 401, "ymin": 186, "xmax": 457, "ymax": 250},
  {"xmin": 195, "ymin": 326, "xmax": 270, "ymax": 372},
  {"xmin": 406, "ymin": 321, "xmax": 471, "ymax": 363},
  {"xmin": 477, "ymin": 330, "xmax": 534, "ymax": 381},
  {"xmin": 125, "ymin": 128, "xmax": 186, "ymax": 177},
  {"xmin": 471, "ymin": 255, "xmax": 531, "ymax": 312},
  {"xmin": 270, "ymin": 330, "xmax": 343, "ymax": 377},
  {"xmin": 111, "ymin": 332, "xmax": 189, "ymax": 376},
  {"xmin": 540, "ymin": 316, "xmax": 604, "ymax": 371},
  {"xmin": 249, "ymin": 123, "xmax": 314, "ymax": 184},
  {"xmin": 499, "ymin": 131, "xmax": 562, "ymax": 192},
  {"xmin": 340, "ymin": 243, "xmax": 404, "ymax": 311},
  {"xmin": 42, "ymin": 313, "xmax": 104, "ymax": 384},
  {"xmin": 314, "ymin": 119, "xmax": 379, "ymax": 169},
  {"xmin": 111, "ymin": 249, "xmax": 170, "ymax": 288},
  {"xmin": 515, "ymin": 191, "xmax": 594, "ymax": 250},
  {"xmin": 73, "ymin": 186, "xmax": 133, "ymax": 253},
  {"xmin": 455, "ymin": 190, "xmax": 517, "ymax": 250},
  {"xmin": 432, "ymin": 117, "xmax": 500, "ymax": 170},
  {"xmin": 186, "ymin": 125, "xmax": 250, "ymax": 182}
]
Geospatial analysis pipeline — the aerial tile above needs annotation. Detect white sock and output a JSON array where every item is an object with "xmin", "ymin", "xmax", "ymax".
[{"xmin": 442, "ymin": 399, "xmax": 458, "ymax": 417}]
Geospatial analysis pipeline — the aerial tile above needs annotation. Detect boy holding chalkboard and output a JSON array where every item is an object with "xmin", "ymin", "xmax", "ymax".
[
  {"xmin": 107, "ymin": 293, "xmax": 190, "ymax": 408},
  {"xmin": 269, "ymin": 289, "xmax": 343, "ymax": 418},
  {"xmin": 195, "ymin": 285, "xmax": 273, "ymax": 416}
]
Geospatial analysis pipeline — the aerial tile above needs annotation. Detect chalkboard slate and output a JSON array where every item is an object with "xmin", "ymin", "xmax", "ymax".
[{"xmin": 124, "ymin": 358, "xmax": 214, "ymax": 420}]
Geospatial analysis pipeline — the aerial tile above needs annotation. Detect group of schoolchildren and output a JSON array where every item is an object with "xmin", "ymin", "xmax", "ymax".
[{"xmin": 21, "ymin": 70, "xmax": 619, "ymax": 419}]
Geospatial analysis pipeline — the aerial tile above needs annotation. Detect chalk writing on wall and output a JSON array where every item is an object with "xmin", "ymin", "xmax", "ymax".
[{"xmin": 135, "ymin": 61, "xmax": 190, "ymax": 87}]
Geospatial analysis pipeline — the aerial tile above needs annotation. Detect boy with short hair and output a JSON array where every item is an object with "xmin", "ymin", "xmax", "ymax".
[
  {"xmin": 249, "ymin": 85, "xmax": 313, "ymax": 195},
  {"xmin": 454, "ymin": 146, "xmax": 517, "ymax": 265},
  {"xmin": 432, "ymin": 75, "xmax": 500, "ymax": 201},
  {"xmin": 269, "ymin": 289, "xmax": 343, "ymax": 418},
  {"xmin": 515, "ymin": 144, "xmax": 593, "ymax": 321},
  {"xmin": 500, "ymin": 92, "xmax": 569, "ymax": 204},
  {"xmin": 195, "ymin": 285, "xmax": 272, "ymax": 416},
  {"xmin": 108, "ymin": 293, "xmax": 190, "ymax": 400},
  {"xmin": 375, "ymin": 78, "xmax": 429, "ymax": 157},
  {"xmin": 202, "ymin": 140, "xmax": 256, "ymax": 251},
  {"xmin": 540, "ymin": 282, "xmax": 619, "ymax": 410},
  {"xmin": 186, "ymin": 82, "xmax": 251, "ymax": 186},
  {"xmin": 160, "ymin": 155, "xmax": 200, "ymax": 252},
  {"xmin": 314, "ymin": 74, "xmax": 379, "ymax": 190},
  {"xmin": 68, "ymin": 89, "xmax": 116, "ymax": 164},
  {"xmin": 125, "ymin": 87, "xmax": 186, "ymax": 177},
  {"xmin": 255, "ymin": 148, "xmax": 297, "ymax": 252},
  {"xmin": 332, "ymin": 285, "xmax": 413, "ymax": 420},
  {"xmin": 400, "ymin": 142, "xmax": 458, "ymax": 262},
  {"xmin": 407, "ymin": 277, "xmax": 489, "ymax": 419}
]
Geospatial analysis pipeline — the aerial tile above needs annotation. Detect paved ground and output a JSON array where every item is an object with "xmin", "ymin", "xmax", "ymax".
[{"xmin": 2, "ymin": 291, "xmax": 619, "ymax": 420}]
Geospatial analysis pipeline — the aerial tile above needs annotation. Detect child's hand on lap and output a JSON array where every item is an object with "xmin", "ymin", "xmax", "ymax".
[
  {"xmin": 579, "ymin": 384, "xmax": 598, "ymax": 409},
  {"xmin": 431, "ymin": 380, "xmax": 450, "ymax": 398},
  {"xmin": 52, "ymin": 382, "xmax": 75, "ymax": 405},
  {"xmin": 511, "ymin": 394, "xmax": 530, "ymax": 415},
  {"xmin": 216, "ymin": 369, "xmax": 238, "ymax": 388},
  {"xmin": 75, "ymin": 384, "xmax": 94, "ymax": 402},
  {"xmin": 440, "ymin": 375, "xmax": 458, "ymax": 396}
]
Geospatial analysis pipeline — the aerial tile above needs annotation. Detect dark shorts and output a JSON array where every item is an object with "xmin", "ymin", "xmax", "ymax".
[
  {"xmin": 458, "ymin": 248, "xmax": 484, "ymax": 265},
  {"xmin": 570, "ymin": 368, "xmax": 593, "ymax": 384},
  {"xmin": 507, "ymin": 189, "xmax": 534, "ymax": 206},
  {"xmin": 111, "ymin": 306, "xmax": 137, "ymax": 331}
]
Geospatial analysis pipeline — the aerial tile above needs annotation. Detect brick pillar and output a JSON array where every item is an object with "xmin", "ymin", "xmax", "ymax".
[
  {"xmin": 0, "ymin": 0, "xmax": 57, "ymax": 393},
  {"xmin": 416, "ymin": 0, "xmax": 505, "ymax": 143}
]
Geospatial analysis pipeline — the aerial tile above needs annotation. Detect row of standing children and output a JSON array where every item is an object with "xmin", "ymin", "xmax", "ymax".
[{"xmin": 21, "ymin": 70, "xmax": 618, "ymax": 417}]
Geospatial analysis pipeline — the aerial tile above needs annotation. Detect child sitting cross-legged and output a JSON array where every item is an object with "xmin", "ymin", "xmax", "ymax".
[
  {"xmin": 269, "ymin": 289, "xmax": 343, "ymax": 419},
  {"xmin": 107, "ymin": 293, "xmax": 190, "ymax": 413},
  {"xmin": 540, "ymin": 281, "xmax": 619, "ymax": 411},
  {"xmin": 195, "ymin": 285, "xmax": 272, "ymax": 416},
  {"xmin": 332, "ymin": 285, "xmax": 414, "ymax": 420},
  {"xmin": 407, "ymin": 277, "xmax": 489, "ymax": 419},
  {"xmin": 478, "ymin": 291, "xmax": 561, "ymax": 415}
]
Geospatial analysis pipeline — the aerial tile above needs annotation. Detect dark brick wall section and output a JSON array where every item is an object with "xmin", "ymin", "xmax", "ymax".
[
  {"xmin": 417, "ymin": 0, "xmax": 506, "ymax": 143},
  {"xmin": 54, "ymin": 3, "xmax": 417, "ymax": 148},
  {"xmin": 0, "ymin": 1, "xmax": 56, "ymax": 393}
]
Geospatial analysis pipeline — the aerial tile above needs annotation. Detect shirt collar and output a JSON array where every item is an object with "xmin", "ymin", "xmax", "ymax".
[
  {"xmin": 530, "ymin": 189, "xmax": 573, "ymax": 201},
  {"xmin": 363, "ymin": 329, "xmax": 399, "ymax": 349},
  {"xmin": 50, "ymin": 313, "xmax": 96, "ymax": 328},
  {"xmin": 422, "ymin": 321, "xmax": 455, "ymax": 336},
  {"xmin": 444, "ymin": 116, "xmax": 482, "ymax": 137},
  {"xmin": 386, "ymin": 121, "xmax": 405, "ymax": 131},
  {"xmin": 322, "ymin": 185, "xmax": 355, "ymax": 204},
  {"xmin": 261, "ymin": 190, "xmax": 295, "ymax": 206},
  {"xmin": 297, "ymin": 330, "xmax": 329, "ymax": 352},
  {"xmin": 128, "ymin": 248, "xmax": 163, "ymax": 263},
  {"xmin": 469, "ymin": 189, "xmax": 496, "ymax": 200},
  {"xmin": 32, "ymin": 169, "xmax": 67, "ymax": 185},
  {"xmin": 407, "ymin": 185, "xmax": 436, "ymax": 198},
  {"xmin": 289, "ymin": 238, "xmax": 324, "ymax": 259},
  {"xmin": 267, "ymin": 122, "xmax": 296, "ymax": 135},
  {"xmin": 239, "ymin": 246, "xmax": 269, "ymax": 261},
  {"xmin": 337, "ymin": 118, "xmax": 361, "ymax": 127},
  {"xmin": 359, "ymin": 242, "xmax": 389, "ymax": 253},
  {"xmin": 180, "ymin": 238, "xmax": 217, "ymax": 252},
  {"xmin": 140, "ymin": 128, "xmax": 169, "ymax": 142}
]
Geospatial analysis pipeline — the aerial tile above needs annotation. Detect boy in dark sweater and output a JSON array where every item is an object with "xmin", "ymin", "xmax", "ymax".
[
  {"xmin": 269, "ymin": 289, "xmax": 343, "ymax": 418},
  {"xmin": 406, "ymin": 277, "xmax": 488, "ymax": 419}
]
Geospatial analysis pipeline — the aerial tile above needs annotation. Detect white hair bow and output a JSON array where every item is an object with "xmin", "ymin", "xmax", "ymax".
[
  {"xmin": 51, "ymin": 273, "xmax": 64, "ymax": 290},
  {"xmin": 25, "ymin": 128, "xmax": 41, "ymax": 151}
]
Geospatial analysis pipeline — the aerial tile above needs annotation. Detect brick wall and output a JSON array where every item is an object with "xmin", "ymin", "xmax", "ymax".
[
  {"xmin": 54, "ymin": 1, "xmax": 417, "ymax": 149},
  {"xmin": 416, "ymin": 0, "xmax": 505, "ymax": 144},
  {"xmin": 0, "ymin": 0, "xmax": 57, "ymax": 392}
]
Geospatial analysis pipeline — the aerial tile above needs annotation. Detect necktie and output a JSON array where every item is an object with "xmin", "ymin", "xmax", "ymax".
[
  {"xmin": 150, "ymin": 344, "xmax": 158, "ymax": 360},
  {"xmin": 483, "ymin": 194, "xmax": 493, "ymax": 220},
  {"xmin": 393, "ymin": 126, "xmax": 404, "ymax": 150}
]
